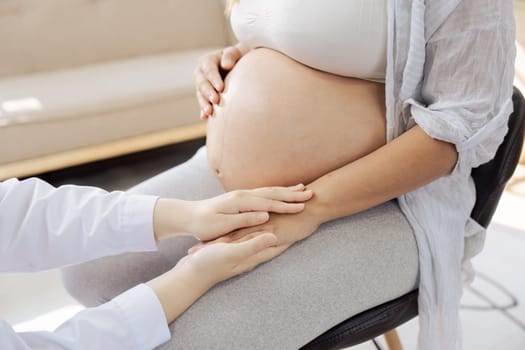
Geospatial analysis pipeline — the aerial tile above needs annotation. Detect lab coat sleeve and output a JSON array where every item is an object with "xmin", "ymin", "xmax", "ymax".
[
  {"xmin": 0, "ymin": 284, "xmax": 171, "ymax": 350},
  {"xmin": 405, "ymin": 1, "xmax": 516, "ymax": 175},
  {"xmin": 0, "ymin": 177, "xmax": 159, "ymax": 273}
]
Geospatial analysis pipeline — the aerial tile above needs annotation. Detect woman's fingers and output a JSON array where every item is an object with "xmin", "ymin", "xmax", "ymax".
[
  {"xmin": 195, "ymin": 45, "xmax": 245, "ymax": 117},
  {"xmin": 187, "ymin": 236, "xmax": 232, "ymax": 254},
  {"xmin": 216, "ymin": 225, "xmax": 260, "ymax": 244},
  {"xmin": 196, "ymin": 91, "xmax": 213, "ymax": 119},
  {"xmin": 194, "ymin": 51, "xmax": 225, "ymax": 117},
  {"xmin": 196, "ymin": 71, "xmax": 220, "ymax": 106},
  {"xmin": 200, "ymin": 54, "xmax": 224, "ymax": 92},
  {"xmin": 220, "ymin": 46, "xmax": 243, "ymax": 70},
  {"xmin": 232, "ymin": 231, "xmax": 260, "ymax": 243}
]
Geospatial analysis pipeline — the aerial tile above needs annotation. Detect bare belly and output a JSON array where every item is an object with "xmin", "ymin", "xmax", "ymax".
[{"xmin": 206, "ymin": 48, "xmax": 386, "ymax": 191}]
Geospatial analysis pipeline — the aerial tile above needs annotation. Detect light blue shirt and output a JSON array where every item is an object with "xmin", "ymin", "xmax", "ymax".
[{"xmin": 387, "ymin": 1, "xmax": 515, "ymax": 349}]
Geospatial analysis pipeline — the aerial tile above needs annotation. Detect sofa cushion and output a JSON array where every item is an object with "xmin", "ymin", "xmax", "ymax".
[
  {"xmin": 0, "ymin": 48, "xmax": 215, "ymax": 163},
  {"xmin": 0, "ymin": 0, "xmax": 229, "ymax": 77}
]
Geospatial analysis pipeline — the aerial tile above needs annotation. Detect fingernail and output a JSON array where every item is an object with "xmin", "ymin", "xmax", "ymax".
[{"xmin": 294, "ymin": 183, "xmax": 305, "ymax": 189}]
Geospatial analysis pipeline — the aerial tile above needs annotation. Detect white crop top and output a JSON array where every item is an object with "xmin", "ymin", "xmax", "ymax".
[{"xmin": 230, "ymin": 0, "xmax": 387, "ymax": 82}]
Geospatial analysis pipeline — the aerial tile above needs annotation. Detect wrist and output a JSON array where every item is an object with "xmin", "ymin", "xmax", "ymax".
[
  {"xmin": 173, "ymin": 261, "xmax": 215, "ymax": 291},
  {"xmin": 147, "ymin": 264, "xmax": 211, "ymax": 324},
  {"xmin": 305, "ymin": 182, "xmax": 337, "ymax": 225},
  {"xmin": 153, "ymin": 198, "xmax": 192, "ymax": 241}
]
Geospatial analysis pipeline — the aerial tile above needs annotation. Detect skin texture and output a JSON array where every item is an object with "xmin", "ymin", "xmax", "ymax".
[
  {"xmin": 146, "ymin": 232, "xmax": 279, "ymax": 324},
  {"xmin": 206, "ymin": 48, "xmax": 387, "ymax": 190},
  {"xmin": 153, "ymin": 185, "xmax": 312, "ymax": 241},
  {"xmin": 192, "ymin": 44, "xmax": 458, "ymax": 256},
  {"xmin": 147, "ymin": 185, "xmax": 312, "ymax": 324},
  {"xmin": 195, "ymin": 43, "xmax": 250, "ymax": 119}
]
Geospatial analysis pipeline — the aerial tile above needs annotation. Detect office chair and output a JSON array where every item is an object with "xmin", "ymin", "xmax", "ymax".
[{"xmin": 301, "ymin": 87, "xmax": 525, "ymax": 350}]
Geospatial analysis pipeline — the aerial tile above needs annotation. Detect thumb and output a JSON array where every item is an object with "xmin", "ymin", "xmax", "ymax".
[
  {"xmin": 221, "ymin": 47, "xmax": 242, "ymax": 69},
  {"xmin": 229, "ymin": 232, "xmax": 278, "ymax": 261}
]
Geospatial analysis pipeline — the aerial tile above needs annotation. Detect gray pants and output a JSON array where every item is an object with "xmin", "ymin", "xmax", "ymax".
[{"xmin": 61, "ymin": 146, "xmax": 419, "ymax": 350}]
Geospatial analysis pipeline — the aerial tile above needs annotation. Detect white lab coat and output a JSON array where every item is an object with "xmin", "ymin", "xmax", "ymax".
[{"xmin": 0, "ymin": 178, "xmax": 170, "ymax": 349}]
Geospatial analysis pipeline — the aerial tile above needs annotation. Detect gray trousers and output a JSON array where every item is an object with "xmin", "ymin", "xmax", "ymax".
[{"xmin": 61, "ymin": 146, "xmax": 419, "ymax": 350}]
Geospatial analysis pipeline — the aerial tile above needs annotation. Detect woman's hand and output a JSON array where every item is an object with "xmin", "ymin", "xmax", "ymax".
[
  {"xmin": 147, "ymin": 233, "xmax": 281, "ymax": 324},
  {"xmin": 188, "ymin": 208, "xmax": 322, "ymax": 256},
  {"xmin": 153, "ymin": 184, "xmax": 313, "ymax": 242},
  {"xmin": 194, "ymin": 43, "xmax": 250, "ymax": 119}
]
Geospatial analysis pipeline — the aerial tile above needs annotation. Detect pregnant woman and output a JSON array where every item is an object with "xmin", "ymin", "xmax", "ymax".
[{"xmin": 62, "ymin": 1, "xmax": 516, "ymax": 349}]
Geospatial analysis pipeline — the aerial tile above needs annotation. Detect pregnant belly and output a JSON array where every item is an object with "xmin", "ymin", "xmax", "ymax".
[{"xmin": 206, "ymin": 48, "xmax": 386, "ymax": 191}]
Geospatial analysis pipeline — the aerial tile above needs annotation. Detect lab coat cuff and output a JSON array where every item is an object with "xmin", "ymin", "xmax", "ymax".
[
  {"xmin": 113, "ymin": 284, "xmax": 171, "ymax": 350},
  {"xmin": 121, "ymin": 195, "xmax": 159, "ymax": 251}
]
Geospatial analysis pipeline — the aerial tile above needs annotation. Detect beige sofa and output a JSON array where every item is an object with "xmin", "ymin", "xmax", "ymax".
[{"xmin": 0, "ymin": 0, "xmax": 233, "ymax": 180}]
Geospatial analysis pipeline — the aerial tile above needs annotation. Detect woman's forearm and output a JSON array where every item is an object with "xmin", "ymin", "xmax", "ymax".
[{"xmin": 307, "ymin": 125, "xmax": 458, "ymax": 223}]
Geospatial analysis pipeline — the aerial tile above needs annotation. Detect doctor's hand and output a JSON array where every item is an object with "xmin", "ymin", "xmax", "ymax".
[
  {"xmin": 194, "ymin": 43, "xmax": 250, "ymax": 119},
  {"xmin": 153, "ymin": 184, "xmax": 312, "ymax": 242},
  {"xmin": 176, "ymin": 232, "xmax": 280, "ymax": 286},
  {"xmin": 147, "ymin": 232, "xmax": 280, "ymax": 324}
]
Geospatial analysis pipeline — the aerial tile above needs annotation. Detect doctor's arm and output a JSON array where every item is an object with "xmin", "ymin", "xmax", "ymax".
[
  {"xmin": 0, "ymin": 233, "xmax": 279, "ymax": 350},
  {"xmin": 0, "ymin": 176, "xmax": 306, "ymax": 349},
  {"xmin": 0, "ymin": 177, "xmax": 310, "ymax": 272},
  {"xmin": 0, "ymin": 177, "xmax": 159, "ymax": 272},
  {"xmin": 310, "ymin": 8, "xmax": 516, "ymax": 226}
]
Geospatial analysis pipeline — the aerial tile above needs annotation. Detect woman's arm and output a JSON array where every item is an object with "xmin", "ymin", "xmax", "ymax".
[
  {"xmin": 154, "ymin": 184, "xmax": 311, "ymax": 241},
  {"xmin": 307, "ymin": 125, "xmax": 457, "ymax": 223},
  {"xmin": 202, "ymin": 126, "xmax": 457, "ymax": 248},
  {"xmin": 194, "ymin": 1, "xmax": 515, "ymax": 250}
]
